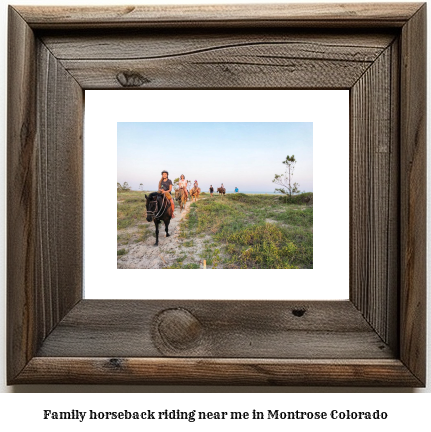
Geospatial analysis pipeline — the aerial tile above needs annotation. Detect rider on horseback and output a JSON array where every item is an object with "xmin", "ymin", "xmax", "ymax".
[
  {"xmin": 179, "ymin": 174, "xmax": 188, "ymax": 199},
  {"xmin": 158, "ymin": 170, "xmax": 175, "ymax": 218}
]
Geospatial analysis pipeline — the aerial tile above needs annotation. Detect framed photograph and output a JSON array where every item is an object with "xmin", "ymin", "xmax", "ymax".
[
  {"xmin": 7, "ymin": 3, "xmax": 426, "ymax": 386},
  {"xmin": 115, "ymin": 119, "xmax": 315, "ymax": 271},
  {"xmin": 85, "ymin": 89, "xmax": 349, "ymax": 301}
]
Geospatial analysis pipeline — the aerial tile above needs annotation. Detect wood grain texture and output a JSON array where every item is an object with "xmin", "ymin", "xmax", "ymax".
[
  {"xmin": 59, "ymin": 54, "xmax": 373, "ymax": 90},
  {"xmin": 15, "ymin": 358, "xmax": 423, "ymax": 386},
  {"xmin": 15, "ymin": 3, "xmax": 423, "ymax": 29},
  {"xmin": 52, "ymin": 31, "xmax": 394, "ymax": 89},
  {"xmin": 399, "ymin": 3, "xmax": 427, "ymax": 385},
  {"xmin": 40, "ymin": 30, "xmax": 394, "ymax": 90},
  {"xmin": 35, "ymin": 40, "xmax": 84, "ymax": 337},
  {"xmin": 36, "ymin": 300, "xmax": 393, "ymax": 359},
  {"xmin": 387, "ymin": 38, "xmax": 401, "ymax": 352},
  {"xmin": 7, "ymin": 6, "xmax": 84, "ymax": 384},
  {"xmin": 7, "ymin": 6, "xmax": 38, "ymax": 381},
  {"xmin": 350, "ymin": 43, "xmax": 398, "ymax": 348},
  {"xmin": 40, "ymin": 31, "xmax": 395, "ymax": 60},
  {"xmin": 7, "ymin": 3, "xmax": 427, "ymax": 386}
]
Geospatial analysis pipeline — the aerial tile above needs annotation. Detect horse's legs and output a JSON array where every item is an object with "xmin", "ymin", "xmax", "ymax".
[
  {"xmin": 154, "ymin": 220, "xmax": 160, "ymax": 246},
  {"xmin": 165, "ymin": 218, "xmax": 170, "ymax": 237}
]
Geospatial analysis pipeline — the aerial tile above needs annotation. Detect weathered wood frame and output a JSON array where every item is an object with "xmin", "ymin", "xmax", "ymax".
[{"xmin": 7, "ymin": 3, "xmax": 426, "ymax": 386}]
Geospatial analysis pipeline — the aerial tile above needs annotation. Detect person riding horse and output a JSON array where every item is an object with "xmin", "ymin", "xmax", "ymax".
[
  {"xmin": 179, "ymin": 174, "xmax": 188, "ymax": 200},
  {"xmin": 217, "ymin": 183, "xmax": 226, "ymax": 195},
  {"xmin": 158, "ymin": 170, "xmax": 175, "ymax": 218},
  {"xmin": 190, "ymin": 179, "xmax": 200, "ymax": 201},
  {"xmin": 175, "ymin": 174, "xmax": 189, "ymax": 210},
  {"xmin": 145, "ymin": 191, "xmax": 173, "ymax": 245}
]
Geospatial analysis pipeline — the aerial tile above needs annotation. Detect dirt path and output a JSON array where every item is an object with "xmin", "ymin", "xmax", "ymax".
[{"xmin": 118, "ymin": 198, "xmax": 209, "ymax": 269}]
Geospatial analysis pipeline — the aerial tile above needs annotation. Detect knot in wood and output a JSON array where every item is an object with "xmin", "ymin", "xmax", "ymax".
[
  {"xmin": 116, "ymin": 71, "xmax": 150, "ymax": 87},
  {"xmin": 292, "ymin": 308, "xmax": 306, "ymax": 317},
  {"xmin": 108, "ymin": 358, "xmax": 123, "ymax": 369},
  {"xmin": 155, "ymin": 308, "xmax": 203, "ymax": 351}
]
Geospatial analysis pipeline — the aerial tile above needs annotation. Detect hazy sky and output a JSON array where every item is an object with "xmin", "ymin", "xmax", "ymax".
[{"xmin": 117, "ymin": 122, "xmax": 313, "ymax": 192}]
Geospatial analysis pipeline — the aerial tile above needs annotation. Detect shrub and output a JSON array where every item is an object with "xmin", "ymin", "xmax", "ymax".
[
  {"xmin": 279, "ymin": 192, "xmax": 313, "ymax": 205},
  {"xmin": 224, "ymin": 223, "xmax": 298, "ymax": 269}
]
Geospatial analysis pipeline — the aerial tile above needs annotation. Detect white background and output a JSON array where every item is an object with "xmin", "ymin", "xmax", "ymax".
[
  {"xmin": 85, "ymin": 90, "xmax": 349, "ymax": 300},
  {"xmin": 0, "ymin": 0, "xmax": 430, "ymax": 428}
]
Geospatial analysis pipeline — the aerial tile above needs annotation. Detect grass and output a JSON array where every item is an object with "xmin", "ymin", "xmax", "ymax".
[
  {"xmin": 180, "ymin": 193, "xmax": 313, "ymax": 269},
  {"xmin": 278, "ymin": 192, "xmax": 313, "ymax": 205},
  {"xmin": 166, "ymin": 262, "xmax": 200, "ymax": 269},
  {"xmin": 199, "ymin": 245, "xmax": 221, "ymax": 268},
  {"xmin": 117, "ymin": 190, "xmax": 148, "ymax": 230},
  {"xmin": 267, "ymin": 206, "xmax": 313, "ymax": 227},
  {"xmin": 117, "ymin": 189, "xmax": 313, "ymax": 269},
  {"xmin": 117, "ymin": 190, "xmax": 156, "ymax": 253}
]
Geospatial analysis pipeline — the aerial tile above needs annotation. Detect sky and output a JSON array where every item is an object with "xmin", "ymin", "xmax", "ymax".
[{"xmin": 117, "ymin": 122, "xmax": 313, "ymax": 192}]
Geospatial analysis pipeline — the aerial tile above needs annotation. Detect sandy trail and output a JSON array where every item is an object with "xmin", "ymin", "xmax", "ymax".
[{"xmin": 118, "ymin": 198, "xmax": 208, "ymax": 269}]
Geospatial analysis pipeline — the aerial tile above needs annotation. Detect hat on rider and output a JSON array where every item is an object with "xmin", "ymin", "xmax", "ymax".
[{"xmin": 161, "ymin": 170, "xmax": 169, "ymax": 175}]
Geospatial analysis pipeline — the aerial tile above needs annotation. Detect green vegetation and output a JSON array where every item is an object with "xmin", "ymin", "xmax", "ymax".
[
  {"xmin": 117, "ymin": 181, "xmax": 131, "ymax": 192},
  {"xmin": 117, "ymin": 190, "xmax": 153, "ymax": 249},
  {"xmin": 278, "ymin": 192, "xmax": 313, "ymax": 205},
  {"xmin": 273, "ymin": 154, "xmax": 302, "ymax": 198},
  {"xmin": 117, "ymin": 190, "xmax": 147, "ymax": 230},
  {"xmin": 199, "ymin": 245, "xmax": 221, "ymax": 268},
  {"xmin": 180, "ymin": 193, "xmax": 313, "ymax": 269},
  {"xmin": 166, "ymin": 262, "xmax": 200, "ymax": 269},
  {"xmin": 117, "ymin": 189, "xmax": 313, "ymax": 269}
]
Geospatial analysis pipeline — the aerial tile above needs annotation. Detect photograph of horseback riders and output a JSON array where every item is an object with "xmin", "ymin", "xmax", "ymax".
[{"xmin": 117, "ymin": 122, "xmax": 313, "ymax": 269}]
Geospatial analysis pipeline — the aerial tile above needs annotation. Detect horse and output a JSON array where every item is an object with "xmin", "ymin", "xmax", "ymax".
[
  {"xmin": 190, "ymin": 186, "xmax": 200, "ymax": 202},
  {"xmin": 145, "ymin": 192, "xmax": 173, "ymax": 246},
  {"xmin": 175, "ymin": 187, "xmax": 188, "ymax": 211},
  {"xmin": 217, "ymin": 187, "xmax": 226, "ymax": 195}
]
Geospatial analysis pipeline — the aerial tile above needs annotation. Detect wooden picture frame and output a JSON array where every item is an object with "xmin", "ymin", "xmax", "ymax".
[{"xmin": 7, "ymin": 3, "xmax": 426, "ymax": 386}]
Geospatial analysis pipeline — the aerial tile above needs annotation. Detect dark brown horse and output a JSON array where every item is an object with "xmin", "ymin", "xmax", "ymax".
[
  {"xmin": 175, "ymin": 188, "xmax": 188, "ymax": 211},
  {"xmin": 217, "ymin": 187, "xmax": 226, "ymax": 195},
  {"xmin": 145, "ymin": 192, "xmax": 173, "ymax": 246}
]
